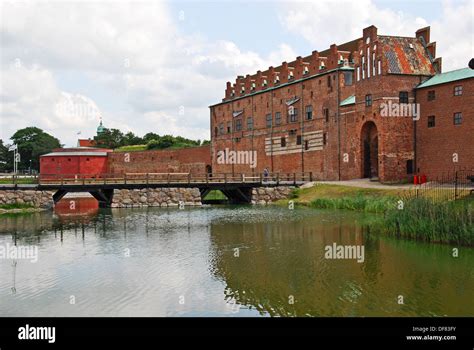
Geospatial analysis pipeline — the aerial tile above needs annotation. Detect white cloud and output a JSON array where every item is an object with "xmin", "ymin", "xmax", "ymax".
[
  {"xmin": 0, "ymin": 1, "xmax": 297, "ymax": 146},
  {"xmin": 279, "ymin": 0, "xmax": 472, "ymax": 71}
]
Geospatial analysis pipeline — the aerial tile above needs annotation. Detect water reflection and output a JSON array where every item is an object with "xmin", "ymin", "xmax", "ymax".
[{"xmin": 0, "ymin": 200, "xmax": 473, "ymax": 317}]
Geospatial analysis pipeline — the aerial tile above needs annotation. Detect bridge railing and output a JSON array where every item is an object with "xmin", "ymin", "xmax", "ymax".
[{"xmin": 36, "ymin": 172, "xmax": 313, "ymax": 186}]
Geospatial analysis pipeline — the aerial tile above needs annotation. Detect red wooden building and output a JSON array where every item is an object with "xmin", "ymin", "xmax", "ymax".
[{"xmin": 40, "ymin": 147, "xmax": 112, "ymax": 179}]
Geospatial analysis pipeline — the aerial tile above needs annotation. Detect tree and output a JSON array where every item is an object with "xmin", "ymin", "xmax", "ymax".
[
  {"xmin": 0, "ymin": 139, "xmax": 10, "ymax": 172},
  {"xmin": 122, "ymin": 131, "xmax": 143, "ymax": 146},
  {"xmin": 94, "ymin": 128, "xmax": 125, "ymax": 149},
  {"xmin": 10, "ymin": 127, "xmax": 61, "ymax": 172},
  {"xmin": 143, "ymin": 132, "xmax": 161, "ymax": 143}
]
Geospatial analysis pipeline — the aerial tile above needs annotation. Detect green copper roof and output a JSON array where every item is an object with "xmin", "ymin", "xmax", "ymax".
[
  {"xmin": 340, "ymin": 95, "xmax": 355, "ymax": 106},
  {"xmin": 97, "ymin": 120, "xmax": 105, "ymax": 133},
  {"xmin": 416, "ymin": 68, "xmax": 474, "ymax": 89}
]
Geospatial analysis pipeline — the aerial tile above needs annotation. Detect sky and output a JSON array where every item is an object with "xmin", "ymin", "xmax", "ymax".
[{"xmin": 0, "ymin": 0, "xmax": 472, "ymax": 147}]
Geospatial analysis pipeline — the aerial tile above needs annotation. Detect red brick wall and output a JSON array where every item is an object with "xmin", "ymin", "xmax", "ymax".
[
  {"xmin": 416, "ymin": 78, "xmax": 474, "ymax": 179},
  {"xmin": 40, "ymin": 155, "xmax": 108, "ymax": 178},
  {"xmin": 107, "ymin": 145, "xmax": 211, "ymax": 175}
]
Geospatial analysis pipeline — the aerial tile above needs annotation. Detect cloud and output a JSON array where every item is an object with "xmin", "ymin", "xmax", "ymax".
[
  {"xmin": 0, "ymin": 1, "xmax": 297, "ymax": 146},
  {"xmin": 279, "ymin": 0, "xmax": 472, "ymax": 71}
]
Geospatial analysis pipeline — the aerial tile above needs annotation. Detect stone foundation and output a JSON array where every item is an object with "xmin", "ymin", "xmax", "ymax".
[
  {"xmin": 250, "ymin": 186, "xmax": 295, "ymax": 205},
  {"xmin": 0, "ymin": 190, "xmax": 55, "ymax": 209},
  {"xmin": 111, "ymin": 188, "xmax": 202, "ymax": 208}
]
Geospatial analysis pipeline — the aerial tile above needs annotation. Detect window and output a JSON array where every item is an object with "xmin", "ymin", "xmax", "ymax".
[
  {"xmin": 324, "ymin": 108, "xmax": 329, "ymax": 122},
  {"xmin": 305, "ymin": 105, "xmax": 313, "ymax": 120},
  {"xmin": 281, "ymin": 137, "xmax": 286, "ymax": 147},
  {"xmin": 304, "ymin": 140, "xmax": 309, "ymax": 150},
  {"xmin": 453, "ymin": 112, "xmax": 462, "ymax": 125},
  {"xmin": 427, "ymin": 116, "xmax": 435, "ymax": 128},
  {"xmin": 427, "ymin": 90, "xmax": 436, "ymax": 101},
  {"xmin": 214, "ymin": 127, "xmax": 218, "ymax": 136},
  {"xmin": 247, "ymin": 117, "xmax": 253, "ymax": 130},
  {"xmin": 219, "ymin": 123, "xmax": 224, "ymax": 135},
  {"xmin": 235, "ymin": 118, "xmax": 242, "ymax": 131},
  {"xmin": 356, "ymin": 67, "xmax": 360, "ymax": 81},
  {"xmin": 377, "ymin": 60, "xmax": 381, "ymax": 75},
  {"xmin": 288, "ymin": 107, "xmax": 298, "ymax": 123},
  {"xmin": 266, "ymin": 113, "xmax": 272, "ymax": 128},
  {"xmin": 365, "ymin": 94, "xmax": 372, "ymax": 107},
  {"xmin": 227, "ymin": 122, "xmax": 232, "ymax": 133},
  {"xmin": 372, "ymin": 52, "xmax": 376, "ymax": 76},
  {"xmin": 327, "ymin": 75, "xmax": 331, "ymax": 88},
  {"xmin": 296, "ymin": 135, "xmax": 302, "ymax": 145},
  {"xmin": 399, "ymin": 91, "xmax": 409, "ymax": 104},
  {"xmin": 454, "ymin": 85, "xmax": 463, "ymax": 96},
  {"xmin": 275, "ymin": 112, "xmax": 281, "ymax": 125},
  {"xmin": 406, "ymin": 160, "xmax": 414, "ymax": 175},
  {"xmin": 323, "ymin": 133, "xmax": 327, "ymax": 145},
  {"xmin": 344, "ymin": 71, "xmax": 353, "ymax": 86}
]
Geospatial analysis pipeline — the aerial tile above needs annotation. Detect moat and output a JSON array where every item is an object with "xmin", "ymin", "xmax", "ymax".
[{"xmin": 0, "ymin": 201, "xmax": 473, "ymax": 317}]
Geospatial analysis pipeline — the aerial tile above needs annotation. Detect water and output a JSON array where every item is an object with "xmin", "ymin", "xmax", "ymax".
[{"xmin": 1, "ymin": 201, "xmax": 473, "ymax": 317}]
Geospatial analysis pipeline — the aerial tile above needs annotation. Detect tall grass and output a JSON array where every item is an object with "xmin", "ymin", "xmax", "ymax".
[
  {"xmin": 382, "ymin": 198, "xmax": 474, "ymax": 246},
  {"xmin": 309, "ymin": 195, "xmax": 394, "ymax": 213}
]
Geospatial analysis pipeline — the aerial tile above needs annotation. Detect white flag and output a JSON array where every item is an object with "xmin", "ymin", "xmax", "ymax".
[{"xmin": 8, "ymin": 144, "xmax": 17, "ymax": 151}]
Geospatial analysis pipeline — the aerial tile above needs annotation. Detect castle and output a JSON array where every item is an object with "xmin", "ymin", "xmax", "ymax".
[{"xmin": 210, "ymin": 25, "xmax": 473, "ymax": 182}]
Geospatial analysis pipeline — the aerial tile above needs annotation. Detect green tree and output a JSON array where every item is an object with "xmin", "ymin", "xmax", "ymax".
[
  {"xmin": 122, "ymin": 131, "xmax": 143, "ymax": 146},
  {"xmin": 143, "ymin": 132, "xmax": 161, "ymax": 143},
  {"xmin": 94, "ymin": 128, "xmax": 125, "ymax": 149},
  {"xmin": 10, "ymin": 127, "xmax": 61, "ymax": 172},
  {"xmin": 0, "ymin": 139, "xmax": 10, "ymax": 172}
]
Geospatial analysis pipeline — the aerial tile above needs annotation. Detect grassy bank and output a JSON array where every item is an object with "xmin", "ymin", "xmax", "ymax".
[
  {"xmin": 381, "ymin": 198, "xmax": 473, "ymax": 246},
  {"xmin": 0, "ymin": 203, "xmax": 42, "ymax": 215},
  {"xmin": 0, "ymin": 177, "xmax": 37, "ymax": 184},
  {"xmin": 276, "ymin": 183, "xmax": 474, "ymax": 245},
  {"xmin": 276, "ymin": 184, "xmax": 401, "ymax": 213}
]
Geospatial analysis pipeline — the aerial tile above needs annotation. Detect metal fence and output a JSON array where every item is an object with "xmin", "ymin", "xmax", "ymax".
[{"xmin": 402, "ymin": 169, "xmax": 474, "ymax": 202}]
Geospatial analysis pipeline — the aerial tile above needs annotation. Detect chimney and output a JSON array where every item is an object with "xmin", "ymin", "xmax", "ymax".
[{"xmin": 363, "ymin": 25, "xmax": 378, "ymax": 44}]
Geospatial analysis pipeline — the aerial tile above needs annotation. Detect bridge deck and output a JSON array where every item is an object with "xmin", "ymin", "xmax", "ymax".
[{"xmin": 0, "ymin": 172, "xmax": 312, "ymax": 190}]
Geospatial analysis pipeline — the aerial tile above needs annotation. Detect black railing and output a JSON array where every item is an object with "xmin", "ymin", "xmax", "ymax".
[{"xmin": 402, "ymin": 169, "xmax": 474, "ymax": 202}]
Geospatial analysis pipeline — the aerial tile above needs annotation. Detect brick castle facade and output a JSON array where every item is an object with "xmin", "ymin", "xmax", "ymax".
[{"xmin": 210, "ymin": 25, "xmax": 473, "ymax": 182}]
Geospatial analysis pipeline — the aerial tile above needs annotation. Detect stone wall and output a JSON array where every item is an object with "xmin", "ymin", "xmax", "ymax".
[
  {"xmin": 250, "ymin": 186, "xmax": 295, "ymax": 205},
  {"xmin": 111, "ymin": 188, "xmax": 202, "ymax": 208},
  {"xmin": 0, "ymin": 190, "xmax": 55, "ymax": 209}
]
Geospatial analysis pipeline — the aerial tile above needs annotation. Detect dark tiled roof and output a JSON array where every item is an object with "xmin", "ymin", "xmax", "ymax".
[{"xmin": 379, "ymin": 36, "xmax": 435, "ymax": 75}]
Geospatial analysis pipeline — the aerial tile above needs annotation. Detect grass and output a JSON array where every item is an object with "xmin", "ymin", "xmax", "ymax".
[
  {"xmin": 309, "ymin": 195, "xmax": 395, "ymax": 213},
  {"xmin": 115, "ymin": 143, "xmax": 201, "ymax": 152},
  {"xmin": 0, "ymin": 203, "xmax": 35, "ymax": 210},
  {"xmin": 115, "ymin": 145, "xmax": 148, "ymax": 152},
  {"xmin": 274, "ymin": 183, "xmax": 474, "ymax": 245},
  {"xmin": 0, "ymin": 178, "xmax": 37, "ymax": 184},
  {"xmin": 275, "ymin": 184, "xmax": 401, "ymax": 213},
  {"xmin": 381, "ymin": 197, "xmax": 474, "ymax": 246},
  {"xmin": 203, "ymin": 190, "xmax": 228, "ymax": 201}
]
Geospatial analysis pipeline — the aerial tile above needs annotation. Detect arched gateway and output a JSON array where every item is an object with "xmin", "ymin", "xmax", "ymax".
[{"xmin": 360, "ymin": 121, "xmax": 379, "ymax": 179}]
